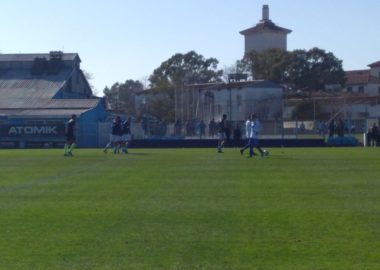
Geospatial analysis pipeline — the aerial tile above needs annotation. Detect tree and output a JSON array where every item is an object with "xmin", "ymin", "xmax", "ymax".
[
  {"xmin": 222, "ymin": 60, "xmax": 251, "ymax": 82},
  {"xmin": 285, "ymin": 48, "xmax": 345, "ymax": 90},
  {"xmin": 243, "ymin": 48, "xmax": 289, "ymax": 83},
  {"xmin": 83, "ymin": 70, "xmax": 97, "ymax": 95},
  {"xmin": 148, "ymin": 51, "xmax": 222, "ymax": 121},
  {"xmin": 103, "ymin": 80, "xmax": 144, "ymax": 115},
  {"xmin": 291, "ymin": 99, "xmax": 329, "ymax": 121},
  {"xmin": 243, "ymin": 47, "xmax": 346, "ymax": 91}
]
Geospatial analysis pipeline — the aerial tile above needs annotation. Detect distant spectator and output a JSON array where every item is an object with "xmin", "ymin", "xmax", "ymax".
[
  {"xmin": 344, "ymin": 120, "xmax": 350, "ymax": 134},
  {"xmin": 329, "ymin": 120, "xmax": 335, "ymax": 138},
  {"xmin": 300, "ymin": 122, "xmax": 305, "ymax": 133},
  {"xmin": 337, "ymin": 118, "xmax": 344, "ymax": 137},
  {"xmin": 366, "ymin": 128, "xmax": 372, "ymax": 147},
  {"xmin": 371, "ymin": 123, "xmax": 379, "ymax": 147},
  {"xmin": 174, "ymin": 120, "xmax": 182, "ymax": 136}
]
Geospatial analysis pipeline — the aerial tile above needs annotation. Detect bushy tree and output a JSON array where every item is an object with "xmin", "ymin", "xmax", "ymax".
[
  {"xmin": 285, "ymin": 48, "xmax": 345, "ymax": 90},
  {"xmin": 103, "ymin": 80, "xmax": 144, "ymax": 115},
  {"xmin": 243, "ymin": 47, "xmax": 345, "ymax": 91},
  {"xmin": 148, "ymin": 51, "xmax": 222, "ymax": 121},
  {"xmin": 291, "ymin": 99, "xmax": 329, "ymax": 120},
  {"xmin": 243, "ymin": 48, "xmax": 289, "ymax": 83}
]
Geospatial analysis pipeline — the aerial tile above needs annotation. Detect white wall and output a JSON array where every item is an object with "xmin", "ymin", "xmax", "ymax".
[
  {"xmin": 370, "ymin": 66, "xmax": 380, "ymax": 77},
  {"xmin": 245, "ymin": 32, "xmax": 287, "ymax": 53}
]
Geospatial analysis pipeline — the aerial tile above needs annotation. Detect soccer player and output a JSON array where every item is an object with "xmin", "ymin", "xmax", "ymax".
[
  {"xmin": 121, "ymin": 117, "xmax": 132, "ymax": 153},
  {"xmin": 217, "ymin": 114, "xmax": 227, "ymax": 153},
  {"xmin": 240, "ymin": 114, "xmax": 256, "ymax": 157},
  {"xmin": 251, "ymin": 114, "xmax": 265, "ymax": 157},
  {"xmin": 64, "ymin": 114, "xmax": 76, "ymax": 157},
  {"xmin": 103, "ymin": 116, "xmax": 122, "ymax": 154}
]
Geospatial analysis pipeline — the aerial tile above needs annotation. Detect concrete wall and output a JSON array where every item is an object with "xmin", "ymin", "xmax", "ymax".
[{"xmin": 245, "ymin": 32, "xmax": 287, "ymax": 53}]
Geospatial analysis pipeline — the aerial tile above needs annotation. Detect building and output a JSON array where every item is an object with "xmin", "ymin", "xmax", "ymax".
[
  {"xmin": 240, "ymin": 5, "xmax": 292, "ymax": 54},
  {"xmin": 344, "ymin": 61, "xmax": 380, "ymax": 96},
  {"xmin": 0, "ymin": 52, "xmax": 107, "ymax": 147},
  {"xmin": 188, "ymin": 80, "xmax": 283, "ymax": 122}
]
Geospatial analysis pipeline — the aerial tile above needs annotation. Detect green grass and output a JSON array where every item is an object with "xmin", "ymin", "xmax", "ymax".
[{"xmin": 1, "ymin": 147, "xmax": 380, "ymax": 269}]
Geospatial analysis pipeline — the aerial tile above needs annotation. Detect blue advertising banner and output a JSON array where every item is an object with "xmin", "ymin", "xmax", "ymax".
[{"xmin": 0, "ymin": 124, "xmax": 66, "ymax": 138}]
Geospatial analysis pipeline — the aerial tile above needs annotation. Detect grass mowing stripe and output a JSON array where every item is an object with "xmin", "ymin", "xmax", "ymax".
[{"xmin": 0, "ymin": 148, "xmax": 380, "ymax": 269}]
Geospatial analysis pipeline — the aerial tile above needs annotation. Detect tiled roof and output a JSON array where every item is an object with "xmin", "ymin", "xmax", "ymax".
[
  {"xmin": 345, "ymin": 70, "xmax": 370, "ymax": 85},
  {"xmin": 240, "ymin": 20, "xmax": 292, "ymax": 35},
  {"xmin": 345, "ymin": 69, "xmax": 380, "ymax": 85}
]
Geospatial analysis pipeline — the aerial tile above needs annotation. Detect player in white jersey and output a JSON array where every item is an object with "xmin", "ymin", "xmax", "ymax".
[{"xmin": 240, "ymin": 114, "xmax": 257, "ymax": 157}]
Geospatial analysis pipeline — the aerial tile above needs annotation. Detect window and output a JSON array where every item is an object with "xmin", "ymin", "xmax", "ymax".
[{"xmin": 358, "ymin": 86, "xmax": 364, "ymax": 93}]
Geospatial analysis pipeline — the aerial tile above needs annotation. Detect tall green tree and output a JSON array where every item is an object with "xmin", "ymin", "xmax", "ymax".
[
  {"xmin": 103, "ymin": 80, "xmax": 144, "ymax": 115},
  {"xmin": 243, "ymin": 47, "xmax": 345, "ymax": 91},
  {"xmin": 148, "ymin": 51, "xmax": 222, "ymax": 121},
  {"xmin": 285, "ymin": 48, "xmax": 346, "ymax": 90},
  {"xmin": 243, "ymin": 48, "xmax": 289, "ymax": 83}
]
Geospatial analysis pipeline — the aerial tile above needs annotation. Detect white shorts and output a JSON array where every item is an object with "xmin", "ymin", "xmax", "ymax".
[
  {"xmin": 218, "ymin": 132, "xmax": 226, "ymax": 140},
  {"xmin": 110, "ymin": 134, "xmax": 121, "ymax": 143},
  {"xmin": 122, "ymin": 134, "xmax": 131, "ymax": 141}
]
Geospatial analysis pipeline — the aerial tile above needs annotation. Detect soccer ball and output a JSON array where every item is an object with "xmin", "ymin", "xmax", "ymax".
[{"xmin": 263, "ymin": 149, "xmax": 270, "ymax": 157}]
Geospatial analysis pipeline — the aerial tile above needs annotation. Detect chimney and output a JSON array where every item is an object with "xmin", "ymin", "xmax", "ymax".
[{"xmin": 262, "ymin": 5, "xmax": 269, "ymax": 21}]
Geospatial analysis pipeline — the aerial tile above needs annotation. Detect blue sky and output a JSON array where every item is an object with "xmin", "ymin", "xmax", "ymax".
[{"xmin": 1, "ymin": 0, "xmax": 379, "ymax": 95}]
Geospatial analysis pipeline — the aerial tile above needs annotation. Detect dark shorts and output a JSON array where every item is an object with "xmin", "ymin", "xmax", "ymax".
[
  {"xmin": 252, "ymin": 138, "xmax": 260, "ymax": 147},
  {"xmin": 66, "ymin": 133, "xmax": 76, "ymax": 142}
]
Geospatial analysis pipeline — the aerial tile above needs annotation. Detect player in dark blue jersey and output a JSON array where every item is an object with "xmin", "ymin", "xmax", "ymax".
[
  {"xmin": 121, "ymin": 117, "xmax": 132, "ymax": 154},
  {"xmin": 103, "ymin": 116, "xmax": 122, "ymax": 154},
  {"xmin": 64, "ymin": 114, "xmax": 76, "ymax": 157}
]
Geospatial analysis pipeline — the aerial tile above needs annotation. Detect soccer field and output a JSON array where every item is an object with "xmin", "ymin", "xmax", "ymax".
[{"xmin": 1, "ymin": 148, "xmax": 379, "ymax": 269}]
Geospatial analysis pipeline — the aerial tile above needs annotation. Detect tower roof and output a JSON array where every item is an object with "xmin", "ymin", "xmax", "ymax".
[
  {"xmin": 368, "ymin": 61, "xmax": 380, "ymax": 68},
  {"xmin": 240, "ymin": 5, "xmax": 291, "ymax": 36},
  {"xmin": 240, "ymin": 21, "xmax": 292, "ymax": 35}
]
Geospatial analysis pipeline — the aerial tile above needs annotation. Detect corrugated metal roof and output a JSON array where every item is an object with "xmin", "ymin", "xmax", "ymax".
[
  {"xmin": 0, "ymin": 53, "xmax": 79, "ymax": 62},
  {"xmin": 0, "ymin": 68, "xmax": 71, "ymax": 102},
  {"xmin": 0, "ymin": 109, "xmax": 91, "ymax": 117},
  {"xmin": 0, "ymin": 98, "xmax": 100, "ymax": 109}
]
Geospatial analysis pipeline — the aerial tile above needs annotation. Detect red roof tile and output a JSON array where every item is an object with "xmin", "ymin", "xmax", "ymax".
[{"xmin": 345, "ymin": 70, "xmax": 370, "ymax": 85}]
